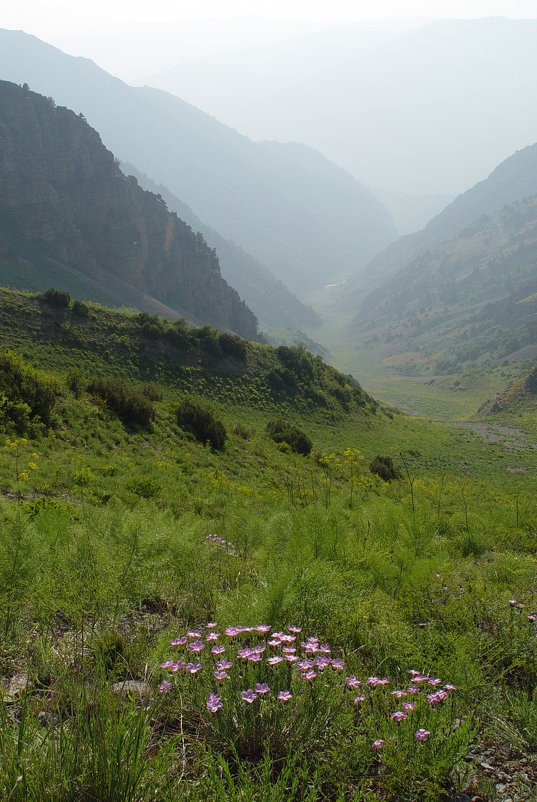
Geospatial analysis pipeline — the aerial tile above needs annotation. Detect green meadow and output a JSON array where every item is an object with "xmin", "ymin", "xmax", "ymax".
[{"xmin": 1, "ymin": 289, "xmax": 537, "ymax": 800}]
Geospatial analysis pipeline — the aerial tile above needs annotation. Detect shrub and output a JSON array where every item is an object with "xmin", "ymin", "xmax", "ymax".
[
  {"xmin": 87, "ymin": 378, "xmax": 155, "ymax": 426},
  {"xmin": 141, "ymin": 382, "xmax": 163, "ymax": 402},
  {"xmin": 0, "ymin": 350, "xmax": 57, "ymax": 434},
  {"xmin": 218, "ymin": 332, "xmax": 247, "ymax": 360},
  {"xmin": 369, "ymin": 455, "xmax": 400, "ymax": 482},
  {"xmin": 42, "ymin": 288, "xmax": 71, "ymax": 309},
  {"xmin": 176, "ymin": 396, "xmax": 227, "ymax": 450},
  {"xmin": 71, "ymin": 299, "xmax": 89, "ymax": 318},
  {"xmin": 127, "ymin": 477, "xmax": 162, "ymax": 499},
  {"xmin": 267, "ymin": 419, "xmax": 312, "ymax": 456}
]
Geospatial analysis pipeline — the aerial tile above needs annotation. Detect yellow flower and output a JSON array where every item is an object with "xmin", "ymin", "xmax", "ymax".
[
  {"xmin": 18, "ymin": 471, "xmax": 29, "ymax": 481},
  {"xmin": 28, "ymin": 462, "xmax": 38, "ymax": 470}
]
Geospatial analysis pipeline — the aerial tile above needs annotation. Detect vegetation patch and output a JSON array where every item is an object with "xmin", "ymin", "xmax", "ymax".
[
  {"xmin": 176, "ymin": 395, "xmax": 227, "ymax": 450},
  {"xmin": 0, "ymin": 350, "xmax": 57, "ymax": 435},
  {"xmin": 87, "ymin": 377, "xmax": 155, "ymax": 426},
  {"xmin": 267, "ymin": 419, "xmax": 312, "ymax": 455}
]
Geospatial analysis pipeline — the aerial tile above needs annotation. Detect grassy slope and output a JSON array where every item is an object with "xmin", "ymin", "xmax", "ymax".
[{"xmin": 1, "ymin": 288, "xmax": 537, "ymax": 800}]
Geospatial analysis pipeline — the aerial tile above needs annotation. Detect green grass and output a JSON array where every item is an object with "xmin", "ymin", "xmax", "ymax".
[{"xmin": 1, "ymin": 288, "xmax": 537, "ymax": 800}]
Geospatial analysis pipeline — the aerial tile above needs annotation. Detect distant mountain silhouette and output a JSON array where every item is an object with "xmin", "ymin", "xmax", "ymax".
[
  {"xmin": 0, "ymin": 80, "xmax": 257, "ymax": 338},
  {"xmin": 122, "ymin": 163, "xmax": 321, "ymax": 331},
  {"xmin": 0, "ymin": 29, "xmax": 396, "ymax": 295}
]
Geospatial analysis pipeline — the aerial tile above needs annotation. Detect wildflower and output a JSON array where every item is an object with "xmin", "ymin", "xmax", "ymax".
[
  {"xmin": 255, "ymin": 683, "xmax": 270, "ymax": 695},
  {"xmin": 411, "ymin": 675, "xmax": 427, "ymax": 684},
  {"xmin": 443, "ymin": 683, "xmax": 457, "ymax": 691},
  {"xmin": 206, "ymin": 693, "xmax": 223, "ymax": 713},
  {"xmin": 318, "ymin": 644, "xmax": 331, "ymax": 654},
  {"xmin": 206, "ymin": 632, "xmax": 219, "ymax": 641},
  {"xmin": 391, "ymin": 711, "xmax": 408, "ymax": 722},
  {"xmin": 211, "ymin": 644, "xmax": 225, "ymax": 656},
  {"xmin": 331, "ymin": 658, "xmax": 345, "ymax": 670},
  {"xmin": 408, "ymin": 669, "xmax": 421, "ymax": 677},
  {"xmin": 345, "ymin": 676, "xmax": 361, "ymax": 689},
  {"xmin": 207, "ymin": 621, "xmax": 218, "ymax": 629},
  {"xmin": 237, "ymin": 648, "xmax": 252, "ymax": 660},
  {"xmin": 288, "ymin": 625, "xmax": 302, "ymax": 634},
  {"xmin": 248, "ymin": 652, "xmax": 263, "ymax": 663},
  {"xmin": 314, "ymin": 656, "xmax": 331, "ymax": 671},
  {"xmin": 160, "ymin": 660, "xmax": 174, "ymax": 669},
  {"xmin": 216, "ymin": 659, "xmax": 233, "ymax": 670},
  {"xmin": 171, "ymin": 636, "xmax": 187, "ymax": 647},
  {"xmin": 189, "ymin": 640, "xmax": 205, "ymax": 653},
  {"xmin": 391, "ymin": 690, "xmax": 407, "ymax": 698},
  {"xmin": 402, "ymin": 702, "xmax": 414, "ymax": 711},
  {"xmin": 170, "ymin": 661, "xmax": 184, "ymax": 672},
  {"xmin": 301, "ymin": 669, "xmax": 317, "ymax": 681},
  {"xmin": 278, "ymin": 690, "xmax": 292, "ymax": 702},
  {"xmin": 509, "ymin": 599, "xmax": 518, "ymax": 606},
  {"xmin": 372, "ymin": 739, "xmax": 384, "ymax": 750},
  {"xmin": 427, "ymin": 677, "xmax": 442, "ymax": 686},
  {"xmin": 268, "ymin": 656, "xmax": 284, "ymax": 666},
  {"xmin": 241, "ymin": 689, "xmax": 257, "ymax": 704},
  {"xmin": 225, "ymin": 626, "xmax": 241, "ymax": 637},
  {"xmin": 159, "ymin": 680, "xmax": 172, "ymax": 693},
  {"xmin": 406, "ymin": 686, "xmax": 420, "ymax": 695},
  {"xmin": 256, "ymin": 625, "xmax": 271, "ymax": 634},
  {"xmin": 282, "ymin": 646, "xmax": 296, "ymax": 654},
  {"xmin": 528, "ymin": 615, "xmax": 536, "ymax": 622},
  {"xmin": 427, "ymin": 690, "xmax": 448, "ymax": 705},
  {"xmin": 272, "ymin": 631, "xmax": 285, "ymax": 639},
  {"xmin": 185, "ymin": 662, "xmax": 202, "ymax": 674},
  {"xmin": 252, "ymin": 644, "xmax": 266, "ymax": 654},
  {"xmin": 214, "ymin": 670, "xmax": 229, "ymax": 681},
  {"xmin": 354, "ymin": 694, "xmax": 366, "ymax": 704},
  {"xmin": 280, "ymin": 634, "xmax": 296, "ymax": 644},
  {"xmin": 268, "ymin": 639, "xmax": 282, "ymax": 647},
  {"xmin": 187, "ymin": 629, "xmax": 202, "ymax": 639},
  {"xmin": 297, "ymin": 659, "xmax": 314, "ymax": 670},
  {"xmin": 285, "ymin": 654, "xmax": 298, "ymax": 663},
  {"xmin": 415, "ymin": 728, "xmax": 430, "ymax": 741}
]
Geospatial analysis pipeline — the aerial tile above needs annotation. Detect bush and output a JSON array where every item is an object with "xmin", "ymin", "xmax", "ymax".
[
  {"xmin": 266, "ymin": 419, "xmax": 312, "ymax": 456},
  {"xmin": 369, "ymin": 455, "xmax": 400, "ymax": 482},
  {"xmin": 0, "ymin": 350, "xmax": 57, "ymax": 434},
  {"xmin": 176, "ymin": 396, "xmax": 227, "ymax": 450},
  {"xmin": 42, "ymin": 288, "xmax": 70, "ymax": 309},
  {"xmin": 87, "ymin": 378, "xmax": 155, "ymax": 426},
  {"xmin": 218, "ymin": 332, "xmax": 247, "ymax": 360},
  {"xmin": 71, "ymin": 299, "xmax": 89, "ymax": 318}
]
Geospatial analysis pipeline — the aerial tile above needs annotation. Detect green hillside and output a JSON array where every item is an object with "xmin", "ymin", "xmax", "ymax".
[{"xmin": 1, "ymin": 286, "xmax": 537, "ymax": 800}]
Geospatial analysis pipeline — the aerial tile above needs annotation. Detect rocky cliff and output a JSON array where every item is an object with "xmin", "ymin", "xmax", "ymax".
[{"xmin": 0, "ymin": 81, "xmax": 258, "ymax": 338}]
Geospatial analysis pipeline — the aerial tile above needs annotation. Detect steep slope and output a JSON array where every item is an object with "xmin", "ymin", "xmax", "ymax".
[
  {"xmin": 351, "ymin": 195, "xmax": 537, "ymax": 375},
  {"xmin": 357, "ymin": 141, "xmax": 537, "ymax": 295},
  {"xmin": 122, "ymin": 163, "xmax": 321, "ymax": 331},
  {"xmin": 0, "ymin": 29, "xmax": 396, "ymax": 295},
  {"xmin": 0, "ymin": 81, "xmax": 257, "ymax": 338}
]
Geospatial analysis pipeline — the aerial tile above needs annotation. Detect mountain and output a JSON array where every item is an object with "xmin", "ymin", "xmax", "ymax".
[
  {"xmin": 0, "ymin": 80, "xmax": 257, "ymax": 339},
  {"xmin": 122, "ymin": 163, "xmax": 321, "ymax": 331},
  {"xmin": 145, "ymin": 18, "xmax": 537, "ymax": 197},
  {"xmin": 357, "ymin": 141, "xmax": 537, "ymax": 294},
  {"xmin": 350, "ymin": 194, "xmax": 537, "ymax": 376},
  {"xmin": 0, "ymin": 29, "xmax": 396, "ymax": 295}
]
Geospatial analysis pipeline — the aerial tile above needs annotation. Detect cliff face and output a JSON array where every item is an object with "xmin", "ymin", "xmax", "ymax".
[{"xmin": 0, "ymin": 81, "xmax": 258, "ymax": 338}]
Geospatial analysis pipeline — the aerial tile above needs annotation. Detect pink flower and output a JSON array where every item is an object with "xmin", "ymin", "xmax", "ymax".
[
  {"xmin": 207, "ymin": 621, "xmax": 218, "ymax": 629},
  {"xmin": 185, "ymin": 662, "xmax": 202, "ymax": 674},
  {"xmin": 331, "ymin": 658, "xmax": 345, "ymax": 670},
  {"xmin": 408, "ymin": 669, "xmax": 421, "ymax": 677},
  {"xmin": 159, "ymin": 680, "xmax": 172, "ymax": 693},
  {"xmin": 187, "ymin": 630, "xmax": 202, "ymax": 639},
  {"xmin": 528, "ymin": 615, "xmax": 536, "ymax": 622},
  {"xmin": 345, "ymin": 676, "xmax": 361, "ymax": 689},
  {"xmin": 214, "ymin": 670, "xmax": 229, "ymax": 681},
  {"xmin": 255, "ymin": 683, "xmax": 270, "ymax": 695},
  {"xmin": 216, "ymin": 659, "xmax": 233, "ymax": 670},
  {"xmin": 206, "ymin": 632, "xmax": 219, "ymax": 641},
  {"xmin": 237, "ymin": 647, "xmax": 252, "ymax": 660},
  {"xmin": 391, "ymin": 690, "xmax": 407, "ymax": 698},
  {"xmin": 402, "ymin": 702, "xmax": 414, "ymax": 711},
  {"xmin": 288, "ymin": 625, "xmax": 302, "ymax": 634},
  {"xmin": 160, "ymin": 660, "xmax": 174, "ymax": 669},
  {"xmin": 278, "ymin": 690, "xmax": 292, "ymax": 702},
  {"xmin": 415, "ymin": 728, "xmax": 430, "ymax": 741},
  {"xmin": 427, "ymin": 677, "xmax": 442, "ymax": 687},
  {"xmin": 318, "ymin": 644, "xmax": 331, "ymax": 654},
  {"xmin": 268, "ymin": 639, "xmax": 282, "ymax": 647},
  {"xmin": 391, "ymin": 711, "xmax": 408, "ymax": 722},
  {"xmin": 268, "ymin": 656, "xmax": 284, "ymax": 666},
  {"xmin": 444, "ymin": 683, "xmax": 457, "ymax": 691},
  {"xmin": 225, "ymin": 626, "xmax": 241, "ymax": 637},
  {"xmin": 282, "ymin": 646, "xmax": 296, "ymax": 654},
  {"xmin": 427, "ymin": 690, "xmax": 448, "ymax": 705},
  {"xmin": 256, "ymin": 625, "xmax": 271, "ymax": 634},
  {"xmin": 189, "ymin": 640, "xmax": 205, "ymax": 653},
  {"xmin": 509, "ymin": 599, "xmax": 518, "ymax": 606},
  {"xmin": 171, "ymin": 636, "xmax": 187, "ymax": 647},
  {"xmin": 372, "ymin": 739, "xmax": 384, "ymax": 751},
  {"xmin": 241, "ymin": 689, "xmax": 257, "ymax": 704},
  {"xmin": 301, "ymin": 669, "xmax": 317, "ymax": 681},
  {"xmin": 248, "ymin": 652, "xmax": 263, "ymax": 663},
  {"xmin": 211, "ymin": 645, "xmax": 225, "ymax": 656},
  {"xmin": 354, "ymin": 694, "xmax": 366, "ymax": 704},
  {"xmin": 285, "ymin": 654, "xmax": 298, "ymax": 663},
  {"xmin": 170, "ymin": 661, "xmax": 184, "ymax": 672},
  {"xmin": 298, "ymin": 659, "xmax": 314, "ymax": 670},
  {"xmin": 206, "ymin": 692, "xmax": 223, "ymax": 713},
  {"xmin": 280, "ymin": 634, "xmax": 296, "ymax": 644},
  {"xmin": 314, "ymin": 656, "xmax": 331, "ymax": 671}
]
